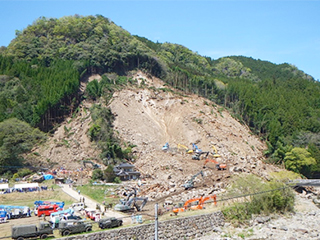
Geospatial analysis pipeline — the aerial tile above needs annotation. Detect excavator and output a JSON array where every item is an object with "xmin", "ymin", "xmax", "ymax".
[
  {"xmin": 172, "ymin": 194, "xmax": 217, "ymax": 215},
  {"xmin": 162, "ymin": 142, "xmax": 169, "ymax": 151},
  {"xmin": 203, "ymin": 158, "xmax": 227, "ymax": 170},
  {"xmin": 211, "ymin": 145, "xmax": 221, "ymax": 158},
  {"xmin": 83, "ymin": 160, "xmax": 100, "ymax": 169},
  {"xmin": 172, "ymin": 197, "xmax": 202, "ymax": 215},
  {"xmin": 192, "ymin": 151, "xmax": 210, "ymax": 160},
  {"xmin": 190, "ymin": 195, "xmax": 217, "ymax": 210},
  {"xmin": 177, "ymin": 144, "xmax": 193, "ymax": 154},
  {"xmin": 182, "ymin": 171, "xmax": 204, "ymax": 190},
  {"xmin": 192, "ymin": 143, "xmax": 202, "ymax": 153},
  {"xmin": 114, "ymin": 188, "xmax": 148, "ymax": 212}
]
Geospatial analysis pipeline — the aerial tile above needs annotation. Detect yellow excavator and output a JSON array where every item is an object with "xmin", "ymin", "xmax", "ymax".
[
  {"xmin": 211, "ymin": 145, "xmax": 221, "ymax": 158},
  {"xmin": 177, "ymin": 144, "xmax": 194, "ymax": 154}
]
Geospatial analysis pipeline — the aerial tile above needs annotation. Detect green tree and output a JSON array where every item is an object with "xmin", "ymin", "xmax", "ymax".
[
  {"xmin": 91, "ymin": 169, "xmax": 104, "ymax": 180},
  {"xmin": 284, "ymin": 147, "xmax": 316, "ymax": 177},
  {"xmin": 103, "ymin": 165, "xmax": 116, "ymax": 182},
  {"xmin": 0, "ymin": 118, "xmax": 46, "ymax": 172}
]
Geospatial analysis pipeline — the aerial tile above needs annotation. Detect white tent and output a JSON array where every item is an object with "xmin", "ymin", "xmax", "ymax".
[{"xmin": 0, "ymin": 184, "xmax": 8, "ymax": 190}]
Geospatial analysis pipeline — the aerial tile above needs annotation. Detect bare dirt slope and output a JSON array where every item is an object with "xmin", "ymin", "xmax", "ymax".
[
  {"xmin": 107, "ymin": 72, "xmax": 278, "ymax": 202},
  {"xmin": 29, "ymin": 71, "xmax": 279, "ymax": 202}
]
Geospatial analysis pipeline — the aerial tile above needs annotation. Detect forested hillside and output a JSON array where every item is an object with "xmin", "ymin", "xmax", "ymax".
[{"xmin": 0, "ymin": 14, "xmax": 320, "ymax": 178}]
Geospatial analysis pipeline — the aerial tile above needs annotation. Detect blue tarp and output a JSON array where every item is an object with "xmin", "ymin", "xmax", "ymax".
[{"xmin": 43, "ymin": 174, "xmax": 54, "ymax": 180}]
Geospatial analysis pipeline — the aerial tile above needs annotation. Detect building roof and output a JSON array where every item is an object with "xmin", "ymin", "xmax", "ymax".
[{"xmin": 115, "ymin": 163, "xmax": 135, "ymax": 168}]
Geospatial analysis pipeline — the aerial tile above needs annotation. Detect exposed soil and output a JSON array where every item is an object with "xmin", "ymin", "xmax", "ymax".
[{"xmin": 27, "ymin": 71, "xmax": 281, "ymax": 214}]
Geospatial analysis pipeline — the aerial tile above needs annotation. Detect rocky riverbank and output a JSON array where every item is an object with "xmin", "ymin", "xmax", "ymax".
[{"xmin": 197, "ymin": 191, "xmax": 320, "ymax": 240}]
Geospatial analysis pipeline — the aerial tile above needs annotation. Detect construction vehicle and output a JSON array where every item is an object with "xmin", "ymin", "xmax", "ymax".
[
  {"xmin": 177, "ymin": 144, "xmax": 193, "ymax": 154},
  {"xmin": 192, "ymin": 151, "xmax": 210, "ymax": 160},
  {"xmin": 114, "ymin": 188, "xmax": 148, "ymax": 212},
  {"xmin": 114, "ymin": 197, "xmax": 148, "ymax": 212},
  {"xmin": 162, "ymin": 142, "xmax": 169, "ymax": 151},
  {"xmin": 190, "ymin": 195, "xmax": 217, "ymax": 210},
  {"xmin": 83, "ymin": 160, "xmax": 100, "ymax": 169},
  {"xmin": 182, "ymin": 171, "xmax": 204, "ymax": 190},
  {"xmin": 172, "ymin": 195, "xmax": 217, "ymax": 215},
  {"xmin": 211, "ymin": 145, "xmax": 221, "ymax": 158},
  {"xmin": 203, "ymin": 158, "xmax": 227, "ymax": 170},
  {"xmin": 172, "ymin": 197, "xmax": 202, "ymax": 215},
  {"xmin": 192, "ymin": 143, "xmax": 202, "ymax": 153}
]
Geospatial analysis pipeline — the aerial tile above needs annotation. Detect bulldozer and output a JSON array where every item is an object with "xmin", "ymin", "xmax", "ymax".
[{"xmin": 203, "ymin": 158, "xmax": 227, "ymax": 170}]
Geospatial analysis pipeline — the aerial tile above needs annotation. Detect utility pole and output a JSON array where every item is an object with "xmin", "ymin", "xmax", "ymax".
[{"xmin": 155, "ymin": 203, "xmax": 158, "ymax": 240}]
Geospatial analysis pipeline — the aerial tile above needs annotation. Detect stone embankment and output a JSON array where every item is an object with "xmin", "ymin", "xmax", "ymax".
[{"xmin": 56, "ymin": 211, "xmax": 224, "ymax": 240}]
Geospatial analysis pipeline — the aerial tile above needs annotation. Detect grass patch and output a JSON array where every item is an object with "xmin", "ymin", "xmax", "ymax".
[
  {"xmin": 0, "ymin": 187, "xmax": 75, "ymax": 209},
  {"xmin": 77, "ymin": 184, "xmax": 120, "ymax": 205}
]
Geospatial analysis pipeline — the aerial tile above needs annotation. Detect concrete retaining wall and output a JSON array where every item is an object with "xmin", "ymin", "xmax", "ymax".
[{"xmin": 57, "ymin": 211, "xmax": 224, "ymax": 240}]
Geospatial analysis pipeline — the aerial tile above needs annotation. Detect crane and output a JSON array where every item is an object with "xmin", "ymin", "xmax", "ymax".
[
  {"xmin": 182, "ymin": 171, "xmax": 204, "ymax": 190},
  {"xmin": 203, "ymin": 158, "xmax": 227, "ymax": 170}
]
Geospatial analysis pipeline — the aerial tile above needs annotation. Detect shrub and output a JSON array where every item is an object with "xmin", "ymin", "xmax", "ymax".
[
  {"xmin": 92, "ymin": 169, "xmax": 104, "ymax": 180},
  {"xmin": 114, "ymin": 177, "xmax": 121, "ymax": 183},
  {"xmin": 222, "ymin": 174, "xmax": 295, "ymax": 224}
]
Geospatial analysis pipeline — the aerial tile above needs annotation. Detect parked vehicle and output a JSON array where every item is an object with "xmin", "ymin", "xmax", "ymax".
[
  {"xmin": 84, "ymin": 208, "xmax": 97, "ymax": 221},
  {"xmin": 58, "ymin": 220, "xmax": 92, "ymax": 236},
  {"xmin": 11, "ymin": 222, "xmax": 53, "ymax": 240},
  {"xmin": 34, "ymin": 201, "xmax": 65, "ymax": 209},
  {"xmin": 49, "ymin": 209, "xmax": 80, "ymax": 228},
  {"xmin": 0, "ymin": 210, "xmax": 7, "ymax": 223},
  {"xmin": 70, "ymin": 202, "xmax": 86, "ymax": 212},
  {"xmin": 0, "ymin": 205, "xmax": 31, "ymax": 219},
  {"xmin": 37, "ymin": 204, "xmax": 60, "ymax": 217},
  {"xmin": 98, "ymin": 217, "xmax": 123, "ymax": 229}
]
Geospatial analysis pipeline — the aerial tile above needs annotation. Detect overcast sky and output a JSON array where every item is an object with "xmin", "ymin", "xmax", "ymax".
[{"xmin": 1, "ymin": 0, "xmax": 319, "ymax": 80}]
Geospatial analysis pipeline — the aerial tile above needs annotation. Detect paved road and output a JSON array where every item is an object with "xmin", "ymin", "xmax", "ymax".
[{"xmin": 60, "ymin": 184, "xmax": 131, "ymax": 225}]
